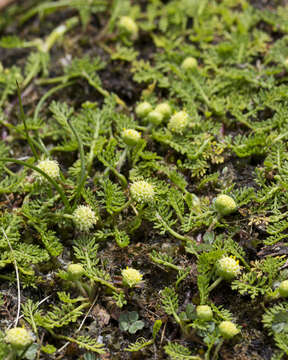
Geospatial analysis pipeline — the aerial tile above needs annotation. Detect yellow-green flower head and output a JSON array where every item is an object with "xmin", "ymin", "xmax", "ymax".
[
  {"xmin": 130, "ymin": 180, "xmax": 155, "ymax": 203},
  {"xmin": 196, "ymin": 305, "xmax": 213, "ymax": 321},
  {"xmin": 214, "ymin": 194, "xmax": 237, "ymax": 216},
  {"xmin": 119, "ymin": 16, "xmax": 138, "ymax": 40},
  {"xmin": 67, "ymin": 263, "xmax": 85, "ymax": 280},
  {"xmin": 5, "ymin": 327, "xmax": 33, "ymax": 349},
  {"xmin": 122, "ymin": 267, "xmax": 143, "ymax": 288},
  {"xmin": 73, "ymin": 205, "xmax": 97, "ymax": 232},
  {"xmin": 122, "ymin": 128, "xmax": 141, "ymax": 146},
  {"xmin": 155, "ymin": 103, "xmax": 172, "ymax": 119},
  {"xmin": 217, "ymin": 256, "xmax": 241, "ymax": 280},
  {"xmin": 279, "ymin": 280, "xmax": 288, "ymax": 298},
  {"xmin": 135, "ymin": 102, "xmax": 153, "ymax": 118},
  {"xmin": 168, "ymin": 111, "xmax": 189, "ymax": 134},
  {"xmin": 181, "ymin": 57, "xmax": 198, "ymax": 71},
  {"xmin": 147, "ymin": 110, "xmax": 164, "ymax": 125},
  {"xmin": 218, "ymin": 321, "xmax": 240, "ymax": 339},
  {"xmin": 37, "ymin": 159, "xmax": 60, "ymax": 180}
]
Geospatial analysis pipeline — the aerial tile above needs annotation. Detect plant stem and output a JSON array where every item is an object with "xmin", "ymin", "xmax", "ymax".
[
  {"xmin": 212, "ymin": 339, "xmax": 224, "ymax": 360},
  {"xmin": 155, "ymin": 212, "xmax": 198, "ymax": 256},
  {"xmin": 87, "ymin": 114, "xmax": 100, "ymax": 173},
  {"xmin": 112, "ymin": 199, "xmax": 132, "ymax": 214},
  {"xmin": 33, "ymin": 80, "xmax": 75, "ymax": 126},
  {"xmin": 17, "ymin": 82, "xmax": 39, "ymax": 160},
  {"xmin": 208, "ymin": 277, "xmax": 223, "ymax": 293}
]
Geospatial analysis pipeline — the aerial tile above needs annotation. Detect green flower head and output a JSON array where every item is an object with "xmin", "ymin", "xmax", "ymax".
[
  {"xmin": 168, "ymin": 111, "xmax": 189, "ymax": 134},
  {"xmin": 122, "ymin": 267, "xmax": 143, "ymax": 288},
  {"xmin": 147, "ymin": 110, "xmax": 164, "ymax": 125},
  {"xmin": 5, "ymin": 328, "xmax": 33, "ymax": 349},
  {"xmin": 122, "ymin": 128, "xmax": 141, "ymax": 146},
  {"xmin": 214, "ymin": 194, "xmax": 237, "ymax": 216},
  {"xmin": 196, "ymin": 305, "xmax": 213, "ymax": 321},
  {"xmin": 130, "ymin": 180, "xmax": 155, "ymax": 203},
  {"xmin": 155, "ymin": 102, "xmax": 172, "ymax": 119},
  {"xmin": 67, "ymin": 263, "xmax": 85, "ymax": 280},
  {"xmin": 217, "ymin": 256, "xmax": 241, "ymax": 280},
  {"xmin": 119, "ymin": 16, "xmax": 138, "ymax": 40},
  {"xmin": 37, "ymin": 159, "xmax": 60, "ymax": 180},
  {"xmin": 181, "ymin": 57, "xmax": 198, "ymax": 71},
  {"xmin": 219, "ymin": 321, "xmax": 240, "ymax": 339},
  {"xmin": 73, "ymin": 205, "xmax": 97, "ymax": 232},
  {"xmin": 279, "ymin": 280, "xmax": 288, "ymax": 298},
  {"xmin": 135, "ymin": 101, "xmax": 153, "ymax": 118}
]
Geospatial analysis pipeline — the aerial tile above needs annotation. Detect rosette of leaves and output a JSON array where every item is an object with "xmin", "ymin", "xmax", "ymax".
[{"xmin": 119, "ymin": 311, "xmax": 144, "ymax": 334}]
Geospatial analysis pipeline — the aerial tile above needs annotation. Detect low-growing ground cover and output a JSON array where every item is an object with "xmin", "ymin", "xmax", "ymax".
[{"xmin": 1, "ymin": 0, "xmax": 288, "ymax": 359}]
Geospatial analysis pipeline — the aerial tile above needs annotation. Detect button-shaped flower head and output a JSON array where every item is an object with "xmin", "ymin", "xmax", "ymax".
[
  {"xmin": 168, "ymin": 111, "xmax": 189, "ymax": 134},
  {"xmin": 217, "ymin": 256, "xmax": 241, "ymax": 280},
  {"xmin": 218, "ymin": 321, "xmax": 240, "ymax": 339},
  {"xmin": 196, "ymin": 305, "xmax": 213, "ymax": 321},
  {"xmin": 5, "ymin": 327, "xmax": 33, "ymax": 349},
  {"xmin": 122, "ymin": 267, "xmax": 143, "ymax": 288},
  {"xmin": 122, "ymin": 128, "xmax": 141, "ymax": 146},
  {"xmin": 73, "ymin": 205, "xmax": 97, "ymax": 232},
  {"xmin": 214, "ymin": 194, "xmax": 237, "ymax": 216},
  {"xmin": 181, "ymin": 57, "xmax": 198, "ymax": 71},
  {"xmin": 147, "ymin": 110, "xmax": 164, "ymax": 125},
  {"xmin": 67, "ymin": 263, "xmax": 85, "ymax": 280},
  {"xmin": 279, "ymin": 280, "xmax": 288, "ymax": 298},
  {"xmin": 37, "ymin": 159, "xmax": 60, "ymax": 180},
  {"xmin": 119, "ymin": 16, "xmax": 138, "ymax": 40},
  {"xmin": 155, "ymin": 102, "xmax": 172, "ymax": 119},
  {"xmin": 130, "ymin": 180, "xmax": 154, "ymax": 203},
  {"xmin": 135, "ymin": 102, "xmax": 153, "ymax": 118}
]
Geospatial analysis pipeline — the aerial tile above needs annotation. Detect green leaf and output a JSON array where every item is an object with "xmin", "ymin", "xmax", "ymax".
[
  {"xmin": 129, "ymin": 320, "xmax": 145, "ymax": 334},
  {"xmin": 152, "ymin": 319, "xmax": 162, "ymax": 340}
]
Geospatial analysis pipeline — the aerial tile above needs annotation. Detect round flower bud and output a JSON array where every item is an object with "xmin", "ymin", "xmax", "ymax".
[
  {"xmin": 135, "ymin": 102, "xmax": 153, "ymax": 118},
  {"xmin": 279, "ymin": 280, "xmax": 288, "ymax": 298},
  {"xmin": 217, "ymin": 256, "xmax": 241, "ymax": 281},
  {"xmin": 37, "ymin": 159, "xmax": 60, "ymax": 180},
  {"xmin": 214, "ymin": 194, "xmax": 237, "ymax": 216},
  {"xmin": 155, "ymin": 103, "xmax": 172, "ymax": 119},
  {"xmin": 181, "ymin": 57, "xmax": 198, "ymax": 71},
  {"xmin": 122, "ymin": 128, "xmax": 141, "ymax": 146},
  {"xmin": 147, "ymin": 110, "xmax": 164, "ymax": 125},
  {"xmin": 73, "ymin": 205, "xmax": 97, "ymax": 232},
  {"xmin": 218, "ymin": 321, "xmax": 239, "ymax": 339},
  {"xmin": 67, "ymin": 263, "xmax": 85, "ymax": 280},
  {"xmin": 196, "ymin": 305, "xmax": 213, "ymax": 321},
  {"xmin": 119, "ymin": 16, "xmax": 138, "ymax": 40},
  {"xmin": 168, "ymin": 111, "xmax": 189, "ymax": 134},
  {"xmin": 122, "ymin": 267, "xmax": 143, "ymax": 288},
  {"xmin": 5, "ymin": 327, "xmax": 33, "ymax": 349},
  {"xmin": 130, "ymin": 180, "xmax": 154, "ymax": 203}
]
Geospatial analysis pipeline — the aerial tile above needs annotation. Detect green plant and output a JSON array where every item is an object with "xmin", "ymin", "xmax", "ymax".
[{"xmin": 1, "ymin": 0, "xmax": 288, "ymax": 358}]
